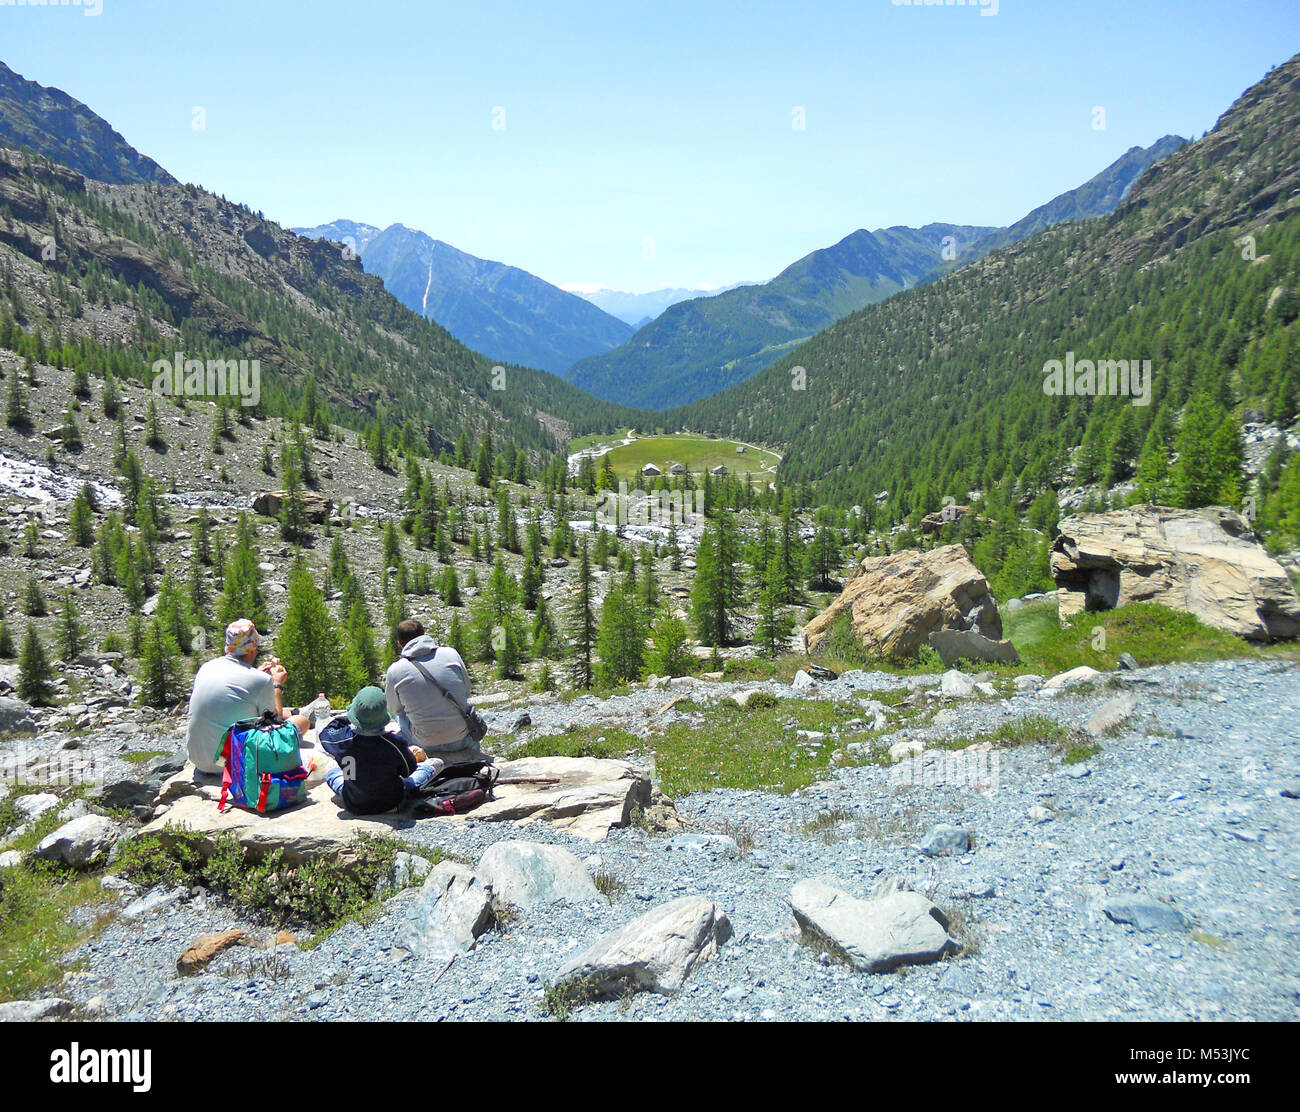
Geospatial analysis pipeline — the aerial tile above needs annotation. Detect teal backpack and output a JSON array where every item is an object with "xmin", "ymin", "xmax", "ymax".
[{"xmin": 218, "ymin": 712, "xmax": 308, "ymax": 814}]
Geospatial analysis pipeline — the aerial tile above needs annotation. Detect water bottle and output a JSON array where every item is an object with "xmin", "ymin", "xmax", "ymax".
[{"xmin": 311, "ymin": 692, "xmax": 330, "ymax": 733}]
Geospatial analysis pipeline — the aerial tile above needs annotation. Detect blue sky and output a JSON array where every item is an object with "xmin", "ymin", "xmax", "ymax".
[{"xmin": 3, "ymin": 0, "xmax": 1298, "ymax": 292}]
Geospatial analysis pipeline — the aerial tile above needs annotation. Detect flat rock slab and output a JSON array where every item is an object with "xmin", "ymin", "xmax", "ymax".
[
  {"xmin": 790, "ymin": 878, "xmax": 959, "ymax": 973},
  {"xmin": 1085, "ymin": 692, "xmax": 1140, "ymax": 738},
  {"xmin": 555, "ymin": 896, "xmax": 732, "ymax": 998},
  {"xmin": 143, "ymin": 756, "xmax": 650, "ymax": 863},
  {"xmin": 1104, "ymin": 896, "xmax": 1190, "ymax": 933},
  {"xmin": 476, "ymin": 840, "xmax": 601, "ymax": 909}
]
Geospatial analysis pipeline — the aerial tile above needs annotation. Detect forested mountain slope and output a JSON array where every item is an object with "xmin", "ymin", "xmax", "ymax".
[
  {"xmin": 567, "ymin": 138, "xmax": 1184, "ymax": 411},
  {"xmin": 673, "ymin": 56, "xmax": 1300, "ymax": 533}
]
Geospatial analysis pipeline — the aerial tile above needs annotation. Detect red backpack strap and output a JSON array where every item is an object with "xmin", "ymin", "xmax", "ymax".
[
  {"xmin": 257, "ymin": 773, "xmax": 271, "ymax": 815},
  {"xmin": 217, "ymin": 730, "xmax": 234, "ymax": 812}
]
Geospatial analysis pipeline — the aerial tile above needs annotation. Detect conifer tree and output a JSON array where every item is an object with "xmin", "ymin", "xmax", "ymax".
[
  {"xmin": 22, "ymin": 575, "xmax": 46, "ymax": 617},
  {"xmin": 56, "ymin": 589, "xmax": 84, "ymax": 662},
  {"xmin": 595, "ymin": 580, "xmax": 644, "ymax": 687},
  {"xmin": 646, "ymin": 615, "xmax": 693, "ymax": 678},
  {"xmin": 138, "ymin": 619, "xmax": 185, "ymax": 708},
  {"xmin": 68, "ymin": 484, "xmax": 95, "ymax": 547},
  {"xmin": 18, "ymin": 623, "xmax": 55, "ymax": 705},
  {"xmin": 568, "ymin": 538, "xmax": 596, "ymax": 688},
  {"xmin": 275, "ymin": 561, "xmax": 340, "ymax": 703}
]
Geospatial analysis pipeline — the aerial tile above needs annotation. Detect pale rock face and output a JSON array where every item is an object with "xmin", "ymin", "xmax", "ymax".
[
  {"xmin": 789, "ymin": 878, "xmax": 959, "ymax": 972},
  {"xmin": 554, "ymin": 896, "xmax": 732, "ymax": 997},
  {"xmin": 476, "ymin": 840, "xmax": 602, "ymax": 909},
  {"xmin": 1051, "ymin": 504, "xmax": 1300, "ymax": 641},
  {"xmin": 803, "ymin": 545, "xmax": 1004, "ymax": 660}
]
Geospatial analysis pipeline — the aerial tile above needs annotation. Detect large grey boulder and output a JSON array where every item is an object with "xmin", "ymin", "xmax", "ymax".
[
  {"xmin": 1051, "ymin": 504, "xmax": 1300, "ymax": 641},
  {"xmin": 391, "ymin": 862, "xmax": 494, "ymax": 961},
  {"xmin": 790, "ymin": 878, "xmax": 959, "ymax": 972},
  {"xmin": 476, "ymin": 841, "xmax": 601, "ymax": 910},
  {"xmin": 0, "ymin": 696, "xmax": 36, "ymax": 736},
  {"xmin": 554, "ymin": 896, "xmax": 732, "ymax": 998},
  {"xmin": 31, "ymin": 814, "xmax": 120, "ymax": 869},
  {"xmin": 805, "ymin": 544, "xmax": 1004, "ymax": 660}
]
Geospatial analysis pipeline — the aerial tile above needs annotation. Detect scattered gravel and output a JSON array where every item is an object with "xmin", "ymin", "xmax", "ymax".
[{"xmin": 50, "ymin": 655, "xmax": 1300, "ymax": 1022}]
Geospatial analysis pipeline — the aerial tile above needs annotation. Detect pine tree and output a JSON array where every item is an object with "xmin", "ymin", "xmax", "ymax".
[
  {"xmin": 275, "ymin": 561, "xmax": 340, "ymax": 703},
  {"xmin": 102, "ymin": 370, "xmax": 121, "ymax": 417},
  {"xmin": 647, "ymin": 615, "xmax": 693, "ymax": 677},
  {"xmin": 5, "ymin": 364, "xmax": 30, "ymax": 430},
  {"xmin": 60, "ymin": 405, "xmax": 83, "ymax": 451},
  {"xmin": 138, "ymin": 619, "xmax": 185, "ymax": 708},
  {"xmin": 68, "ymin": 484, "xmax": 95, "ymax": 546},
  {"xmin": 595, "ymin": 581, "xmax": 645, "ymax": 686},
  {"xmin": 754, "ymin": 555, "xmax": 795, "ymax": 658},
  {"xmin": 56, "ymin": 590, "xmax": 84, "ymax": 662},
  {"xmin": 691, "ymin": 512, "xmax": 743, "ymax": 647},
  {"xmin": 340, "ymin": 598, "xmax": 380, "ymax": 693},
  {"xmin": 0, "ymin": 621, "xmax": 14, "ymax": 658},
  {"xmin": 568, "ymin": 538, "xmax": 596, "ymax": 688},
  {"xmin": 216, "ymin": 514, "xmax": 270, "ymax": 629},
  {"xmin": 279, "ymin": 458, "xmax": 309, "ymax": 542},
  {"xmin": 22, "ymin": 575, "xmax": 46, "ymax": 617},
  {"xmin": 145, "ymin": 398, "xmax": 165, "ymax": 449},
  {"xmin": 18, "ymin": 624, "xmax": 55, "ymax": 705}
]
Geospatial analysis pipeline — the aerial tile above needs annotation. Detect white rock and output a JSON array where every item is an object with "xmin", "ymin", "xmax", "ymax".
[
  {"xmin": 476, "ymin": 841, "xmax": 602, "ymax": 909},
  {"xmin": 555, "ymin": 896, "xmax": 732, "ymax": 997},
  {"xmin": 789, "ymin": 878, "xmax": 958, "ymax": 972}
]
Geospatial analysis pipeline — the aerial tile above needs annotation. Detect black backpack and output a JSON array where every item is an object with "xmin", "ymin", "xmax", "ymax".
[{"xmin": 409, "ymin": 760, "xmax": 499, "ymax": 817}]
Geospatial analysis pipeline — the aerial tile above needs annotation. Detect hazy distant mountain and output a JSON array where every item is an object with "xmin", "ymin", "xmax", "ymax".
[
  {"xmin": 295, "ymin": 219, "xmax": 382, "ymax": 256},
  {"xmin": 566, "ymin": 136, "xmax": 1188, "ymax": 410},
  {"xmin": 570, "ymin": 284, "xmax": 752, "ymax": 327},
  {"xmin": 293, "ymin": 221, "xmax": 633, "ymax": 374},
  {"xmin": 565, "ymin": 222, "xmax": 995, "ymax": 410},
  {"xmin": 0, "ymin": 60, "xmax": 175, "ymax": 185}
]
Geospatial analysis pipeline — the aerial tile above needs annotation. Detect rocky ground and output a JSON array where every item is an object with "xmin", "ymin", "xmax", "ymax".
[{"xmin": 8, "ymin": 653, "xmax": 1296, "ymax": 1023}]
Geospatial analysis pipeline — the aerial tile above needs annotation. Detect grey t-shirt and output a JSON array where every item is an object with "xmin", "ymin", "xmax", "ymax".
[{"xmin": 186, "ymin": 654, "xmax": 276, "ymax": 773}]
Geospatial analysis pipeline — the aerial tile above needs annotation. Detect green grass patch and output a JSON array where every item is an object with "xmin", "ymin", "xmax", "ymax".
[
  {"xmin": 517, "ymin": 698, "xmax": 862, "ymax": 795},
  {"xmin": 1064, "ymin": 742, "xmax": 1102, "ymax": 764},
  {"xmin": 937, "ymin": 715, "xmax": 1070, "ymax": 753},
  {"xmin": 602, "ymin": 434, "xmax": 780, "ymax": 483},
  {"xmin": 0, "ymin": 865, "xmax": 110, "ymax": 1003},
  {"xmin": 1004, "ymin": 601, "xmax": 1256, "ymax": 675}
]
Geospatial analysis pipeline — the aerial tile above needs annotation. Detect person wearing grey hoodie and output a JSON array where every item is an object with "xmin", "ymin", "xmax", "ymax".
[{"xmin": 384, "ymin": 618, "xmax": 492, "ymax": 767}]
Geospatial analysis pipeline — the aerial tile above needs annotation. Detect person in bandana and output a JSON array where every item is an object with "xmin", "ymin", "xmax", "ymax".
[{"xmin": 185, "ymin": 619, "xmax": 310, "ymax": 774}]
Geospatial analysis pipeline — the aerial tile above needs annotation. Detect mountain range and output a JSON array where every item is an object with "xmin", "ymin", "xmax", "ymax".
[
  {"xmin": 0, "ymin": 61, "xmax": 647, "ymax": 467},
  {"xmin": 671, "ymin": 55, "xmax": 1300, "ymax": 513},
  {"xmin": 0, "ymin": 60, "xmax": 175, "ymax": 187},
  {"xmin": 569, "ymin": 284, "xmax": 753, "ymax": 329},
  {"xmin": 566, "ymin": 136, "xmax": 1187, "ymax": 410},
  {"xmin": 292, "ymin": 220, "xmax": 633, "ymax": 375}
]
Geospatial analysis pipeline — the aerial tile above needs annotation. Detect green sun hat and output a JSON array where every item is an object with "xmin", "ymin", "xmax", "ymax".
[{"xmin": 347, "ymin": 686, "xmax": 389, "ymax": 734}]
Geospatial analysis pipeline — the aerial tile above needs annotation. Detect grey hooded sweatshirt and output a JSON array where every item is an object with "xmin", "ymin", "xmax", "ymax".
[{"xmin": 384, "ymin": 634, "xmax": 474, "ymax": 753}]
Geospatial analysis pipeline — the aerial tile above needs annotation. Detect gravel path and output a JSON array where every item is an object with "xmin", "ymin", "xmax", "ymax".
[{"xmin": 55, "ymin": 657, "xmax": 1300, "ymax": 1022}]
